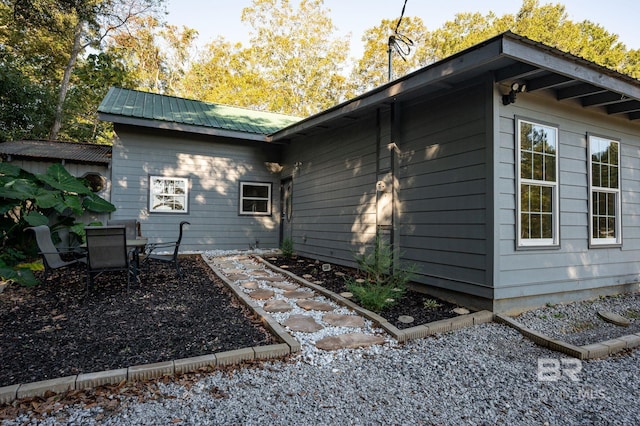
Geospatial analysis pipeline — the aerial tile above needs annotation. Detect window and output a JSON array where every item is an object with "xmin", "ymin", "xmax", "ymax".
[
  {"xmin": 240, "ymin": 182, "xmax": 272, "ymax": 215},
  {"xmin": 149, "ymin": 176, "xmax": 189, "ymax": 213},
  {"xmin": 589, "ymin": 135, "xmax": 621, "ymax": 245},
  {"xmin": 82, "ymin": 172, "xmax": 106, "ymax": 193},
  {"xmin": 516, "ymin": 118, "xmax": 559, "ymax": 247}
]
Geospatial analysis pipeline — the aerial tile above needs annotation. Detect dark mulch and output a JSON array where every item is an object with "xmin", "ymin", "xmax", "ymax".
[
  {"xmin": 265, "ymin": 255, "xmax": 461, "ymax": 330},
  {"xmin": 0, "ymin": 256, "xmax": 276, "ymax": 387}
]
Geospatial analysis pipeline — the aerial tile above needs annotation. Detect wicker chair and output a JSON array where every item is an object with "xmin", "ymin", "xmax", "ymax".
[
  {"xmin": 85, "ymin": 226, "xmax": 135, "ymax": 292},
  {"xmin": 26, "ymin": 225, "xmax": 86, "ymax": 280}
]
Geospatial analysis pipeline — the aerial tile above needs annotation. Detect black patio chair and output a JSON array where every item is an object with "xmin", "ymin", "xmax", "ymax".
[
  {"xmin": 107, "ymin": 219, "xmax": 141, "ymax": 240},
  {"xmin": 85, "ymin": 226, "xmax": 135, "ymax": 292},
  {"xmin": 142, "ymin": 221, "xmax": 190, "ymax": 279},
  {"xmin": 26, "ymin": 225, "xmax": 86, "ymax": 280}
]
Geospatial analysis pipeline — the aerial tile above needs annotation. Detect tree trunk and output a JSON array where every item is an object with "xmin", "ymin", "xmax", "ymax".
[{"xmin": 49, "ymin": 20, "xmax": 84, "ymax": 141}]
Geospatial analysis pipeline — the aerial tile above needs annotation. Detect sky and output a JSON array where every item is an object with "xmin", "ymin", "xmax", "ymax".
[{"xmin": 165, "ymin": 0, "xmax": 640, "ymax": 58}]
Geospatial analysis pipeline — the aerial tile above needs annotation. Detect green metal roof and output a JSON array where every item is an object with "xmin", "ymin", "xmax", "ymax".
[{"xmin": 98, "ymin": 87, "xmax": 300, "ymax": 137}]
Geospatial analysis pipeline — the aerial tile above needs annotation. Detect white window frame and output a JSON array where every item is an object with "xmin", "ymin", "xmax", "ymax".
[
  {"xmin": 149, "ymin": 176, "xmax": 189, "ymax": 214},
  {"xmin": 239, "ymin": 182, "xmax": 272, "ymax": 216},
  {"xmin": 516, "ymin": 118, "xmax": 559, "ymax": 248},
  {"xmin": 588, "ymin": 134, "xmax": 621, "ymax": 246}
]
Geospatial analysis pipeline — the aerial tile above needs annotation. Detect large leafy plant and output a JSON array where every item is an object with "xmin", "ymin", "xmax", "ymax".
[{"xmin": 0, "ymin": 162, "xmax": 115, "ymax": 285}]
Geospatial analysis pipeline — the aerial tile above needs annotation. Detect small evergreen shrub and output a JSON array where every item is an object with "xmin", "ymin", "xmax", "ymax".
[
  {"xmin": 280, "ymin": 237, "xmax": 294, "ymax": 259},
  {"xmin": 346, "ymin": 235, "xmax": 415, "ymax": 313}
]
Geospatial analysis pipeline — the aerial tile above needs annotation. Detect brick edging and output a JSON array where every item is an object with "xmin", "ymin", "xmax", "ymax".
[
  {"xmin": 0, "ymin": 254, "xmax": 294, "ymax": 405},
  {"xmin": 494, "ymin": 313, "xmax": 640, "ymax": 359}
]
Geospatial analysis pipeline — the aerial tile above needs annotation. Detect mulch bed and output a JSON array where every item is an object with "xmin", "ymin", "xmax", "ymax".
[
  {"xmin": 265, "ymin": 255, "xmax": 461, "ymax": 329},
  {"xmin": 1, "ymin": 252, "xmax": 464, "ymax": 389},
  {"xmin": 0, "ymin": 256, "xmax": 276, "ymax": 387}
]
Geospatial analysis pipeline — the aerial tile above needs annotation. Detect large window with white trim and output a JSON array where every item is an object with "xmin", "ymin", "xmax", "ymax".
[
  {"xmin": 239, "ymin": 182, "xmax": 272, "ymax": 215},
  {"xmin": 589, "ymin": 135, "xmax": 621, "ymax": 245},
  {"xmin": 517, "ymin": 118, "xmax": 559, "ymax": 247},
  {"xmin": 149, "ymin": 176, "xmax": 189, "ymax": 213}
]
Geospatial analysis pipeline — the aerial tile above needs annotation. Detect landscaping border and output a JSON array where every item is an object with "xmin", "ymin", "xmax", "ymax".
[
  {"xmin": 495, "ymin": 313, "xmax": 640, "ymax": 359},
  {"xmin": 254, "ymin": 255, "xmax": 494, "ymax": 342}
]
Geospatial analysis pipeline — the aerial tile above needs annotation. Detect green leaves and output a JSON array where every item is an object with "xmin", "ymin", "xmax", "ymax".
[
  {"xmin": 0, "ymin": 163, "xmax": 116, "ymax": 286},
  {"xmin": 0, "ymin": 262, "xmax": 38, "ymax": 287},
  {"xmin": 83, "ymin": 192, "xmax": 116, "ymax": 213},
  {"xmin": 35, "ymin": 164, "xmax": 91, "ymax": 195},
  {"xmin": 24, "ymin": 211, "xmax": 48, "ymax": 227}
]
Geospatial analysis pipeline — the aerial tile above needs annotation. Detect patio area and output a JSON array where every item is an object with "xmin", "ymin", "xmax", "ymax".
[{"xmin": 0, "ymin": 256, "xmax": 275, "ymax": 387}]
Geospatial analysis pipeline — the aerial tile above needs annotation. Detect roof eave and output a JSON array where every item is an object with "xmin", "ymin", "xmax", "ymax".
[
  {"xmin": 99, "ymin": 113, "xmax": 271, "ymax": 143},
  {"xmin": 499, "ymin": 34, "xmax": 640, "ymax": 100},
  {"xmin": 271, "ymin": 36, "xmax": 506, "ymax": 141}
]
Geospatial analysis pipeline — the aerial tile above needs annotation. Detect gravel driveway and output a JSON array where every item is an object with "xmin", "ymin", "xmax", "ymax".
[
  {"xmin": 2, "ymin": 251, "xmax": 639, "ymax": 425},
  {"xmin": 3, "ymin": 320, "xmax": 638, "ymax": 425}
]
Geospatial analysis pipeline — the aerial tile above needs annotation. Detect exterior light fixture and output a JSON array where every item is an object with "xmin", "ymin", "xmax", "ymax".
[{"xmin": 502, "ymin": 82, "xmax": 527, "ymax": 105}]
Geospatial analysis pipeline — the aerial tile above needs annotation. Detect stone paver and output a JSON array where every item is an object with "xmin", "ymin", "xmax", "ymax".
[
  {"xmin": 264, "ymin": 300, "xmax": 293, "ymax": 313},
  {"xmin": 226, "ymin": 274, "xmax": 250, "ymax": 281},
  {"xmin": 297, "ymin": 300, "xmax": 335, "ymax": 311},
  {"xmin": 283, "ymin": 314, "xmax": 324, "ymax": 332},
  {"xmin": 270, "ymin": 282, "xmax": 299, "ymax": 291},
  {"xmin": 323, "ymin": 313, "xmax": 365, "ymax": 328},
  {"xmin": 259, "ymin": 276, "xmax": 286, "ymax": 282},
  {"xmin": 240, "ymin": 281, "xmax": 259, "ymax": 289},
  {"xmin": 315, "ymin": 333, "xmax": 386, "ymax": 351},
  {"xmin": 249, "ymin": 289, "xmax": 275, "ymax": 300},
  {"xmin": 598, "ymin": 311, "xmax": 631, "ymax": 327},
  {"xmin": 282, "ymin": 290, "xmax": 315, "ymax": 299}
]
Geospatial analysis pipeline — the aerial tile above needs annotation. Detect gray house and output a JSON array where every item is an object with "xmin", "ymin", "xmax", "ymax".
[{"xmin": 99, "ymin": 32, "xmax": 640, "ymax": 313}]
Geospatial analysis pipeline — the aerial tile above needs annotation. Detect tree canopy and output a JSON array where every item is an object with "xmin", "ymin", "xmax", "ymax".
[{"xmin": 1, "ymin": 0, "xmax": 638, "ymax": 143}]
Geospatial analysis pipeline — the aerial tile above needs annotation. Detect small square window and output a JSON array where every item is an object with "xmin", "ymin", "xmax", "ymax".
[
  {"xmin": 149, "ymin": 176, "xmax": 189, "ymax": 213},
  {"xmin": 240, "ymin": 182, "xmax": 272, "ymax": 215}
]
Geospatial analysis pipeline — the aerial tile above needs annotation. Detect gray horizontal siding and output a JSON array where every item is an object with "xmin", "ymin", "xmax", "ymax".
[
  {"xmin": 110, "ymin": 129, "xmax": 281, "ymax": 251},
  {"xmin": 397, "ymin": 85, "xmax": 489, "ymax": 289},
  {"xmin": 283, "ymin": 116, "xmax": 379, "ymax": 265},
  {"xmin": 496, "ymin": 90, "xmax": 640, "ymax": 300}
]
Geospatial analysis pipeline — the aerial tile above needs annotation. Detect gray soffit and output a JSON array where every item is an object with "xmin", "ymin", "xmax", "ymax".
[{"xmin": 271, "ymin": 31, "xmax": 640, "ymax": 141}]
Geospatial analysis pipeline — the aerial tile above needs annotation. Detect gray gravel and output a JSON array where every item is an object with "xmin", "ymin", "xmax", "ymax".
[
  {"xmin": 3, "ymin": 321, "xmax": 639, "ymax": 426},
  {"xmin": 515, "ymin": 293, "xmax": 640, "ymax": 345},
  {"xmin": 3, "ymin": 253, "xmax": 638, "ymax": 425}
]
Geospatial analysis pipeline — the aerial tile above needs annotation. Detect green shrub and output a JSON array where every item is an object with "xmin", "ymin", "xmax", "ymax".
[
  {"xmin": 346, "ymin": 235, "xmax": 415, "ymax": 312},
  {"xmin": 280, "ymin": 237, "xmax": 294, "ymax": 259},
  {"xmin": 423, "ymin": 298, "xmax": 442, "ymax": 309},
  {"xmin": 346, "ymin": 279, "xmax": 403, "ymax": 312}
]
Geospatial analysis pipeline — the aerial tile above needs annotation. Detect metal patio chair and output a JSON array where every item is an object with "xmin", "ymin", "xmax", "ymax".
[
  {"xmin": 85, "ymin": 226, "xmax": 135, "ymax": 292},
  {"xmin": 142, "ymin": 221, "xmax": 190, "ymax": 279},
  {"xmin": 107, "ymin": 219, "xmax": 141, "ymax": 240},
  {"xmin": 26, "ymin": 225, "xmax": 87, "ymax": 280}
]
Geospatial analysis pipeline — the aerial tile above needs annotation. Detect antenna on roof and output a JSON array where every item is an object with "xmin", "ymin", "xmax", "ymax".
[{"xmin": 388, "ymin": 0, "xmax": 414, "ymax": 81}]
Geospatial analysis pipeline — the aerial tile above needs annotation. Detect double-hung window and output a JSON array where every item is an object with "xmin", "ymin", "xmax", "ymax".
[
  {"xmin": 589, "ymin": 135, "xmax": 621, "ymax": 245},
  {"xmin": 239, "ymin": 182, "xmax": 272, "ymax": 215},
  {"xmin": 517, "ymin": 118, "xmax": 559, "ymax": 247},
  {"xmin": 149, "ymin": 176, "xmax": 189, "ymax": 213}
]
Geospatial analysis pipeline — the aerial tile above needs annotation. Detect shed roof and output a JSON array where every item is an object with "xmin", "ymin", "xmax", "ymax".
[
  {"xmin": 98, "ymin": 88, "xmax": 300, "ymax": 142},
  {"xmin": 0, "ymin": 140, "xmax": 111, "ymax": 165}
]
